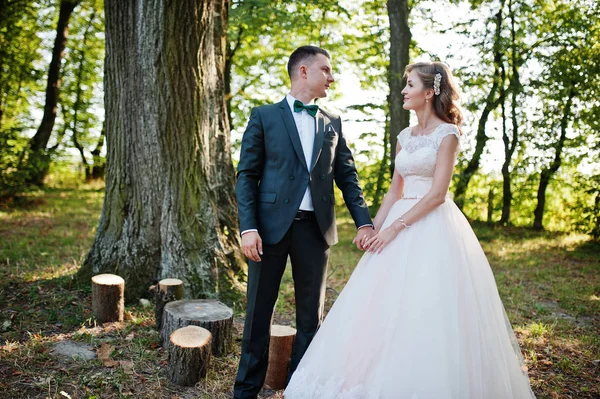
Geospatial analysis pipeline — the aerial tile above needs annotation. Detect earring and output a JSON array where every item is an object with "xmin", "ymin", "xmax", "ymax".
[{"xmin": 426, "ymin": 99, "xmax": 429, "ymax": 103}]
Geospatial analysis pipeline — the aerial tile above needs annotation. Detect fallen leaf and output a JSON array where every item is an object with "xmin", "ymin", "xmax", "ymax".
[
  {"xmin": 97, "ymin": 343, "xmax": 117, "ymax": 367},
  {"xmin": 541, "ymin": 359, "xmax": 553, "ymax": 366},
  {"xmin": 59, "ymin": 391, "xmax": 72, "ymax": 399},
  {"xmin": 119, "ymin": 360, "xmax": 134, "ymax": 375},
  {"xmin": 551, "ymin": 392, "xmax": 559, "ymax": 399}
]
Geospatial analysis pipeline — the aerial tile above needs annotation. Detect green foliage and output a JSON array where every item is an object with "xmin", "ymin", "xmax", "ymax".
[
  {"xmin": 227, "ymin": 0, "xmax": 350, "ymax": 139},
  {"xmin": 0, "ymin": 0, "xmax": 54, "ymax": 197}
]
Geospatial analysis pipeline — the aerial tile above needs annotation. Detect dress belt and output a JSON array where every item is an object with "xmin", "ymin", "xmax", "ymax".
[{"xmin": 401, "ymin": 193, "xmax": 452, "ymax": 199}]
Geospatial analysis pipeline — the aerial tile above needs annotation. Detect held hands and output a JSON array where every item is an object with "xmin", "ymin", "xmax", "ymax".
[
  {"xmin": 364, "ymin": 224, "xmax": 401, "ymax": 254},
  {"xmin": 241, "ymin": 231, "xmax": 263, "ymax": 262},
  {"xmin": 352, "ymin": 225, "xmax": 376, "ymax": 251}
]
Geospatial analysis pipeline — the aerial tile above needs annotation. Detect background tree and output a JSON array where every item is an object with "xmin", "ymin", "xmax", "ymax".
[
  {"xmin": 0, "ymin": 0, "xmax": 49, "ymax": 197},
  {"xmin": 58, "ymin": 0, "xmax": 105, "ymax": 180},
  {"xmin": 530, "ymin": 0, "xmax": 600, "ymax": 230},
  {"xmin": 453, "ymin": 1, "xmax": 505, "ymax": 210},
  {"xmin": 26, "ymin": 0, "xmax": 81, "ymax": 185},
  {"xmin": 78, "ymin": 0, "xmax": 245, "ymax": 302}
]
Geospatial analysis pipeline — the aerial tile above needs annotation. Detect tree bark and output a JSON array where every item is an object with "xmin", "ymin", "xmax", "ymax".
[
  {"xmin": 387, "ymin": 0, "xmax": 411, "ymax": 175},
  {"xmin": 166, "ymin": 325, "xmax": 212, "ymax": 386},
  {"xmin": 264, "ymin": 325, "xmax": 296, "ymax": 390},
  {"xmin": 78, "ymin": 0, "xmax": 246, "ymax": 303},
  {"xmin": 91, "ymin": 273, "xmax": 125, "ymax": 323},
  {"xmin": 454, "ymin": 5, "xmax": 505, "ymax": 210},
  {"xmin": 151, "ymin": 278, "xmax": 184, "ymax": 330},
  {"xmin": 161, "ymin": 299, "xmax": 233, "ymax": 356},
  {"xmin": 533, "ymin": 86, "xmax": 575, "ymax": 230},
  {"xmin": 27, "ymin": 0, "xmax": 80, "ymax": 185}
]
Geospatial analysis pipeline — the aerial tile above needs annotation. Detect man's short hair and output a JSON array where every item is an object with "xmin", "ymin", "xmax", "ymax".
[{"xmin": 287, "ymin": 46, "xmax": 330, "ymax": 79}]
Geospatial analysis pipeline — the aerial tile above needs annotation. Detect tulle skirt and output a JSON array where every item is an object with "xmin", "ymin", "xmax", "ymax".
[{"xmin": 284, "ymin": 197, "xmax": 536, "ymax": 398}]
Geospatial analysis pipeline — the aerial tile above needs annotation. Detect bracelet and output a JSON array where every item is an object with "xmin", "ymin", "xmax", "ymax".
[{"xmin": 398, "ymin": 218, "xmax": 411, "ymax": 229}]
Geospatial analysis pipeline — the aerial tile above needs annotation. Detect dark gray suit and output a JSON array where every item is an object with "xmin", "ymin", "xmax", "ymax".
[{"xmin": 234, "ymin": 98, "xmax": 371, "ymax": 398}]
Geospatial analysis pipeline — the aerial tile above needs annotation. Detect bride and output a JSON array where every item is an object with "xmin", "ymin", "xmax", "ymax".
[{"xmin": 284, "ymin": 62, "xmax": 536, "ymax": 398}]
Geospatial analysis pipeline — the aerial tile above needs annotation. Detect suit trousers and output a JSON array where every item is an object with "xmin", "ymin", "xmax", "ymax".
[{"xmin": 234, "ymin": 215, "xmax": 330, "ymax": 399}]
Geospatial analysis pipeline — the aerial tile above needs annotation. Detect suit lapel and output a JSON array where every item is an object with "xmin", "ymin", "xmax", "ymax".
[
  {"xmin": 279, "ymin": 98, "xmax": 308, "ymax": 171},
  {"xmin": 310, "ymin": 111, "xmax": 325, "ymax": 172}
]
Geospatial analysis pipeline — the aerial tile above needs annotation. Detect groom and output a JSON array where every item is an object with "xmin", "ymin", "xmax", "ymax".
[{"xmin": 234, "ymin": 45, "xmax": 373, "ymax": 398}]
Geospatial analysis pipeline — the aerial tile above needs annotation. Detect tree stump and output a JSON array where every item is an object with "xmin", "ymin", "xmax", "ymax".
[
  {"xmin": 264, "ymin": 325, "xmax": 297, "ymax": 390},
  {"xmin": 161, "ymin": 299, "xmax": 233, "ymax": 356},
  {"xmin": 150, "ymin": 278, "xmax": 184, "ymax": 330},
  {"xmin": 167, "ymin": 325, "xmax": 212, "ymax": 386},
  {"xmin": 91, "ymin": 274, "xmax": 124, "ymax": 323}
]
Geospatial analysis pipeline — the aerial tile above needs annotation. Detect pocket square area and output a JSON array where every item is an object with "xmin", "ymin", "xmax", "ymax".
[{"xmin": 325, "ymin": 126, "xmax": 337, "ymax": 136}]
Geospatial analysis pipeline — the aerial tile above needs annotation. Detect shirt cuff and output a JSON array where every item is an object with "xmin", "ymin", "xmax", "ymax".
[
  {"xmin": 357, "ymin": 224, "xmax": 374, "ymax": 230},
  {"xmin": 241, "ymin": 229, "xmax": 258, "ymax": 236}
]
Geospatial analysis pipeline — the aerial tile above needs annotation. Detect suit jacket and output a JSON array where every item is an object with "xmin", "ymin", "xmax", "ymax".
[{"xmin": 236, "ymin": 97, "xmax": 372, "ymax": 246}]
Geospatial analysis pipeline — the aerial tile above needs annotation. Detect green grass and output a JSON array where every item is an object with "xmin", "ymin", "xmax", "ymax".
[{"xmin": 1, "ymin": 187, "xmax": 599, "ymax": 398}]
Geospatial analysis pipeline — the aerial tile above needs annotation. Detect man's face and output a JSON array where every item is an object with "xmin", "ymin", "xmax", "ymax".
[{"xmin": 303, "ymin": 54, "xmax": 335, "ymax": 99}]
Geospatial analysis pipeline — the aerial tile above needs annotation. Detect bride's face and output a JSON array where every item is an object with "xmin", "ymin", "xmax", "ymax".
[{"xmin": 401, "ymin": 70, "xmax": 431, "ymax": 111}]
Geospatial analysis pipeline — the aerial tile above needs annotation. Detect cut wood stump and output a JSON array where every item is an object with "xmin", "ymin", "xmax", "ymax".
[
  {"xmin": 150, "ymin": 278, "xmax": 184, "ymax": 330},
  {"xmin": 161, "ymin": 299, "xmax": 233, "ymax": 356},
  {"xmin": 264, "ymin": 325, "xmax": 297, "ymax": 390},
  {"xmin": 167, "ymin": 325, "xmax": 212, "ymax": 386},
  {"xmin": 91, "ymin": 274, "xmax": 124, "ymax": 323}
]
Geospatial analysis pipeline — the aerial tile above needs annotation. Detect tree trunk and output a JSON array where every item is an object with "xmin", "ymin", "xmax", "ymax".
[
  {"xmin": 71, "ymin": 6, "xmax": 98, "ymax": 177},
  {"xmin": 27, "ymin": 0, "xmax": 80, "ymax": 185},
  {"xmin": 500, "ymin": 0, "xmax": 521, "ymax": 225},
  {"xmin": 533, "ymin": 86, "xmax": 575, "ymax": 230},
  {"xmin": 387, "ymin": 0, "xmax": 411, "ymax": 175},
  {"xmin": 454, "ymin": 5, "xmax": 504, "ymax": 210},
  {"xmin": 78, "ymin": 0, "xmax": 246, "ymax": 303}
]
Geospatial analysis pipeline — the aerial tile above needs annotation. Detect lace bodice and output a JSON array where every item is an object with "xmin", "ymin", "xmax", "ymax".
[{"xmin": 394, "ymin": 123, "xmax": 460, "ymax": 197}]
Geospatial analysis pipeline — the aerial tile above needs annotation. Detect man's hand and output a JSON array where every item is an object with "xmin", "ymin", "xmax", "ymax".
[
  {"xmin": 352, "ymin": 225, "xmax": 375, "ymax": 251},
  {"xmin": 241, "ymin": 231, "xmax": 263, "ymax": 262}
]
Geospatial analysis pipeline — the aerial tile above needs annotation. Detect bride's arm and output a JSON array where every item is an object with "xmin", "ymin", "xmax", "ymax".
[
  {"xmin": 371, "ymin": 142, "xmax": 404, "ymax": 233},
  {"xmin": 365, "ymin": 134, "xmax": 459, "ymax": 253}
]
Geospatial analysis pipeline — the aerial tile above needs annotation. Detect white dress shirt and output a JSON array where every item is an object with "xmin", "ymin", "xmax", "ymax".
[{"xmin": 286, "ymin": 93, "xmax": 315, "ymax": 211}]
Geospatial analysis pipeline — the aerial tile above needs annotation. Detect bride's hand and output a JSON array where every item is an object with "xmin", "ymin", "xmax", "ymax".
[{"xmin": 364, "ymin": 225, "xmax": 400, "ymax": 254}]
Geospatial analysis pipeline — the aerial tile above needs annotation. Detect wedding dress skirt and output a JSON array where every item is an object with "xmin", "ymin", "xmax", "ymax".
[{"xmin": 284, "ymin": 194, "xmax": 536, "ymax": 398}]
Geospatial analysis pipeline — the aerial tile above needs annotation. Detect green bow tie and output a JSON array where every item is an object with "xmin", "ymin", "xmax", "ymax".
[{"xmin": 293, "ymin": 100, "xmax": 318, "ymax": 117}]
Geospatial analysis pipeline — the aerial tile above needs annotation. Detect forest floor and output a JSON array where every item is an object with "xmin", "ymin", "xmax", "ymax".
[{"xmin": 0, "ymin": 185, "xmax": 599, "ymax": 399}]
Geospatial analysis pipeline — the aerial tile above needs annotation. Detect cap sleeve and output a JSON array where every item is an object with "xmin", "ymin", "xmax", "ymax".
[
  {"xmin": 436, "ymin": 124, "xmax": 461, "ymax": 150},
  {"xmin": 397, "ymin": 127, "xmax": 411, "ymax": 149}
]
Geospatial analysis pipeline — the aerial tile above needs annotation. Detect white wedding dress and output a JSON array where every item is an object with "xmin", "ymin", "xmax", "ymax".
[{"xmin": 284, "ymin": 124, "xmax": 536, "ymax": 398}]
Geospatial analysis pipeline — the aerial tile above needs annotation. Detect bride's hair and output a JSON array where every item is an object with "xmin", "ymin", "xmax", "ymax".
[{"xmin": 404, "ymin": 62, "xmax": 463, "ymax": 132}]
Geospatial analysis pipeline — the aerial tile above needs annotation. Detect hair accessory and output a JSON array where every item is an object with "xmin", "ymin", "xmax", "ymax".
[{"xmin": 433, "ymin": 73, "xmax": 442, "ymax": 95}]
